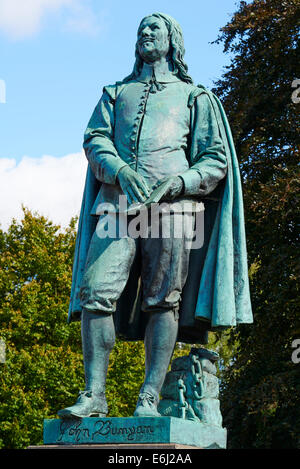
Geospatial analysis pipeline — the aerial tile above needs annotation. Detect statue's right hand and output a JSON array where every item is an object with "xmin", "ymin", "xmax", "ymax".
[{"xmin": 117, "ymin": 166, "xmax": 150, "ymax": 205}]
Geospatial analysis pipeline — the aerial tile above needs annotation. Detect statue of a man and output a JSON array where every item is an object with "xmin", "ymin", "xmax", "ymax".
[{"xmin": 58, "ymin": 13, "xmax": 252, "ymax": 419}]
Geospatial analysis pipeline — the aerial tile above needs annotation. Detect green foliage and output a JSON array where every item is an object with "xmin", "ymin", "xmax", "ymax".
[
  {"xmin": 213, "ymin": 0, "xmax": 300, "ymax": 448},
  {"xmin": 0, "ymin": 209, "xmax": 146, "ymax": 448},
  {"xmin": 0, "ymin": 209, "xmax": 85, "ymax": 448},
  {"xmin": 107, "ymin": 340, "xmax": 145, "ymax": 417}
]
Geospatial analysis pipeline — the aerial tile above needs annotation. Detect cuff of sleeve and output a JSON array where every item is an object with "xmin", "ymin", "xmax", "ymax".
[
  {"xmin": 180, "ymin": 170, "xmax": 202, "ymax": 196},
  {"xmin": 109, "ymin": 160, "xmax": 128, "ymax": 184}
]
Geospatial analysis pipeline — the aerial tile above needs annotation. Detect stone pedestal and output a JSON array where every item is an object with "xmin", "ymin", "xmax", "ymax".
[
  {"xmin": 29, "ymin": 443, "xmax": 200, "ymax": 449},
  {"xmin": 43, "ymin": 416, "xmax": 226, "ymax": 449}
]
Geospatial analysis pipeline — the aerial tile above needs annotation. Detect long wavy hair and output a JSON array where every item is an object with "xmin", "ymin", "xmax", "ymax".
[{"xmin": 123, "ymin": 13, "xmax": 193, "ymax": 84}]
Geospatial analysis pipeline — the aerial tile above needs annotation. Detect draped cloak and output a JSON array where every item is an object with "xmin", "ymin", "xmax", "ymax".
[{"xmin": 67, "ymin": 84, "xmax": 253, "ymax": 344}]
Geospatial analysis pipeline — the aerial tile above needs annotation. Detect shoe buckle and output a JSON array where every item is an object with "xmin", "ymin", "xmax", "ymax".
[
  {"xmin": 78, "ymin": 390, "xmax": 92, "ymax": 399},
  {"xmin": 138, "ymin": 392, "xmax": 155, "ymax": 407}
]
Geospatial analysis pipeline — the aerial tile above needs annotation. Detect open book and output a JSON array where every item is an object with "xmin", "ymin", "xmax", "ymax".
[{"xmin": 125, "ymin": 178, "xmax": 174, "ymax": 215}]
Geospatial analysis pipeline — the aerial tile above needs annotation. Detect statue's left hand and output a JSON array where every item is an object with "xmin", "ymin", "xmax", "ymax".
[{"xmin": 153, "ymin": 176, "xmax": 184, "ymax": 201}]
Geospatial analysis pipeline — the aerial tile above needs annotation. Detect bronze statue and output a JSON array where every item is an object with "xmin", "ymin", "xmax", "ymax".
[{"xmin": 58, "ymin": 13, "xmax": 252, "ymax": 420}]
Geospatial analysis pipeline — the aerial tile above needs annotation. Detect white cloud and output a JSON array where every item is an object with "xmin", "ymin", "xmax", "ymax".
[
  {"xmin": 0, "ymin": 0, "xmax": 101, "ymax": 39},
  {"xmin": 0, "ymin": 152, "xmax": 88, "ymax": 231}
]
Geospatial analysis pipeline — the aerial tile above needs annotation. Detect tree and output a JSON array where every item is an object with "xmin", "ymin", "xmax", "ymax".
[
  {"xmin": 0, "ymin": 209, "xmax": 83, "ymax": 448},
  {"xmin": 212, "ymin": 0, "xmax": 300, "ymax": 448},
  {"xmin": 0, "ymin": 209, "xmax": 145, "ymax": 448}
]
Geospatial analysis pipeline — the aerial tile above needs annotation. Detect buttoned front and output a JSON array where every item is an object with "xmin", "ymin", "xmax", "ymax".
[
  {"xmin": 83, "ymin": 69, "xmax": 227, "ymax": 214},
  {"xmin": 114, "ymin": 80, "xmax": 192, "ymax": 189}
]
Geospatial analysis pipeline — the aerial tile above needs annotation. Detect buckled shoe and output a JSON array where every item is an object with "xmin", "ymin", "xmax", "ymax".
[
  {"xmin": 57, "ymin": 390, "xmax": 108, "ymax": 419},
  {"xmin": 133, "ymin": 391, "xmax": 161, "ymax": 417}
]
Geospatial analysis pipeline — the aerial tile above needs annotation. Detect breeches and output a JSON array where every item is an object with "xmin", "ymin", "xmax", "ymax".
[{"xmin": 80, "ymin": 205, "xmax": 196, "ymax": 316}]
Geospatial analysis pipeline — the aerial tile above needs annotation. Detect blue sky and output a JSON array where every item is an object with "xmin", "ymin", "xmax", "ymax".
[{"xmin": 0, "ymin": 0, "xmax": 244, "ymax": 229}]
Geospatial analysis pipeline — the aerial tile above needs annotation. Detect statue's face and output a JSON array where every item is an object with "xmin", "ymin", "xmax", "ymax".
[{"xmin": 137, "ymin": 15, "xmax": 170, "ymax": 63}]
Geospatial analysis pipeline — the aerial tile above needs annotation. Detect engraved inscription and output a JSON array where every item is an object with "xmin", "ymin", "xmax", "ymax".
[{"xmin": 57, "ymin": 419, "xmax": 155, "ymax": 443}]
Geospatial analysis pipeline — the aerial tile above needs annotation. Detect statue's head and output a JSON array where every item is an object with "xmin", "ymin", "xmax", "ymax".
[
  {"xmin": 136, "ymin": 15, "xmax": 170, "ymax": 64},
  {"xmin": 124, "ymin": 13, "xmax": 193, "ymax": 84}
]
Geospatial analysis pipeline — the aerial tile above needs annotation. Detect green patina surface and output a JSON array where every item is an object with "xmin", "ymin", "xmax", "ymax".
[
  {"xmin": 57, "ymin": 12, "xmax": 252, "ymax": 430},
  {"xmin": 43, "ymin": 416, "xmax": 227, "ymax": 449}
]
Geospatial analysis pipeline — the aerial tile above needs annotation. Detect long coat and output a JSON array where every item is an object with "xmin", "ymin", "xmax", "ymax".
[{"xmin": 67, "ymin": 85, "xmax": 253, "ymax": 344}]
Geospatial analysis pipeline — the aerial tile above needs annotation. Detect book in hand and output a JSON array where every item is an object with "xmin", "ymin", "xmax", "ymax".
[{"xmin": 125, "ymin": 178, "xmax": 174, "ymax": 215}]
